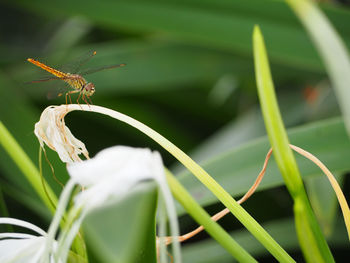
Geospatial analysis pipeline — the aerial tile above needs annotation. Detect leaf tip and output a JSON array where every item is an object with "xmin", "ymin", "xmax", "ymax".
[
  {"xmin": 253, "ymin": 25, "xmax": 263, "ymax": 46},
  {"xmin": 253, "ymin": 25, "xmax": 262, "ymax": 41}
]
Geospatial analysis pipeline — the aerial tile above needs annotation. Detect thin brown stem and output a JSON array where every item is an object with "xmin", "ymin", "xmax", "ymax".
[
  {"xmin": 42, "ymin": 147, "xmax": 64, "ymax": 189},
  {"xmin": 162, "ymin": 143, "xmax": 349, "ymax": 245},
  {"xmin": 289, "ymin": 144, "xmax": 350, "ymax": 239}
]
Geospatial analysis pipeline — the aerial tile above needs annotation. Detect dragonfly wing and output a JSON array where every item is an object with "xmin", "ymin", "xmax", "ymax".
[
  {"xmin": 25, "ymin": 76, "xmax": 61, "ymax": 84},
  {"xmin": 25, "ymin": 76, "xmax": 75, "ymax": 100},
  {"xmin": 47, "ymin": 82, "xmax": 74, "ymax": 100},
  {"xmin": 61, "ymin": 50, "xmax": 97, "ymax": 74},
  {"xmin": 25, "ymin": 75, "xmax": 75, "ymax": 84},
  {"xmin": 79, "ymin": 63, "xmax": 126, "ymax": 76}
]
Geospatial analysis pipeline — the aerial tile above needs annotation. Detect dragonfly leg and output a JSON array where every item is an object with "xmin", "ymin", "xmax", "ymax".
[
  {"xmin": 82, "ymin": 93, "xmax": 88, "ymax": 105},
  {"xmin": 83, "ymin": 94, "xmax": 92, "ymax": 109},
  {"xmin": 68, "ymin": 94, "xmax": 73, "ymax": 105},
  {"xmin": 76, "ymin": 92, "xmax": 83, "ymax": 110},
  {"xmin": 87, "ymin": 95, "xmax": 93, "ymax": 105},
  {"xmin": 65, "ymin": 90, "xmax": 80, "ymax": 105}
]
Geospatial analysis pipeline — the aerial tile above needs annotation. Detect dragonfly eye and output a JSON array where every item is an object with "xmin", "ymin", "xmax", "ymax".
[{"xmin": 84, "ymin": 83, "xmax": 95, "ymax": 95}]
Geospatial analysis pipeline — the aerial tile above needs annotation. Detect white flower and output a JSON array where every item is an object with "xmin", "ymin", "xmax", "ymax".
[
  {"xmin": 0, "ymin": 217, "xmax": 58, "ymax": 263},
  {"xmin": 34, "ymin": 105, "xmax": 181, "ymax": 262},
  {"xmin": 34, "ymin": 106, "xmax": 89, "ymax": 163},
  {"xmin": 48, "ymin": 146, "xmax": 181, "ymax": 263}
]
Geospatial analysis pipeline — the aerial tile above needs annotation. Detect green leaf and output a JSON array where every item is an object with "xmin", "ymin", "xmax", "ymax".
[
  {"xmin": 306, "ymin": 173, "xmax": 344, "ymax": 237},
  {"xmin": 83, "ymin": 183, "xmax": 158, "ymax": 263},
  {"xmin": 68, "ymin": 251, "xmax": 88, "ymax": 263}
]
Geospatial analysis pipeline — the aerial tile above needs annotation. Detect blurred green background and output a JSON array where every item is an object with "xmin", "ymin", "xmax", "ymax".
[{"xmin": 0, "ymin": 0, "xmax": 349, "ymax": 262}]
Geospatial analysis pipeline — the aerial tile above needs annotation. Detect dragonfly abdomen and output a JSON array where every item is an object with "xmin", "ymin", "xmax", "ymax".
[{"xmin": 27, "ymin": 58, "xmax": 67, "ymax": 79}]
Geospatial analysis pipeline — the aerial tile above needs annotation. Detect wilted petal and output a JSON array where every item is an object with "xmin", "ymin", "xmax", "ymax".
[{"xmin": 34, "ymin": 106, "xmax": 89, "ymax": 163}]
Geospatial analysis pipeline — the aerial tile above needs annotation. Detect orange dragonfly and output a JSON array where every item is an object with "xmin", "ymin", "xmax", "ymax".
[{"xmin": 27, "ymin": 51, "xmax": 126, "ymax": 105}]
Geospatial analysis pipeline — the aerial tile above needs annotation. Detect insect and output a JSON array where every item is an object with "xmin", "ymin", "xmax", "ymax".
[{"xmin": 27, "ymin": 51, "xmax": 126, "ymax": 105}]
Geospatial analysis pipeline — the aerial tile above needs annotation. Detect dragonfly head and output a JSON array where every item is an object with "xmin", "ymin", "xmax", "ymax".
[{"xmin": 84, "ymin": 82, "xmax": 95, "ymax": 96}]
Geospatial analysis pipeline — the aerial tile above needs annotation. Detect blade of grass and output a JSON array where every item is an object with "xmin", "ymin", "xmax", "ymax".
[
  {"xmin": 165, "ymin": 170, "xmax": 257, "ymax": 263},
  {"xmin": 253, "ymin": 25, "xmax": 334, "ymax": 262}
]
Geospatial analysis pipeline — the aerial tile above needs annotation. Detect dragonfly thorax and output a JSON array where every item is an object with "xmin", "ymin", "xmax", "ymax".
[{"xmin": 64, "ymin": 74, "xmax": 94, "ymax": 96}]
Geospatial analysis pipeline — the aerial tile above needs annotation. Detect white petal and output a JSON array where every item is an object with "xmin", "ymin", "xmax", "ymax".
[
  {"xmin": 0, "ymin": 218, "xmax": 46, "ymax": 236},
  {"xmin": 0, "ymin": 237, "xmax": 46, "ymax": 263},
  {"xmin": 68, "ymin": 146, "xmax": 155, "ymax": 184},
  {"xmin": 0, "ymin": 233, "xmax": 37, "ymax": 239},
  {"xmin": 0, "ymin": 218, "xmax": 59, "ymax": 263}
]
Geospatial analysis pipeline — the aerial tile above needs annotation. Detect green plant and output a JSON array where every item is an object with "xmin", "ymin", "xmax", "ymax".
[{"xmin": 0, "ymin": 0, "xmax": 349, "ymax": 262}]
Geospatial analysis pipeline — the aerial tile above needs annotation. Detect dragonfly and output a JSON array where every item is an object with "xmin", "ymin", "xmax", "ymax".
[{"xmin": 27, "ymin": 51, "xmax": 126, "ymax": 105}]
